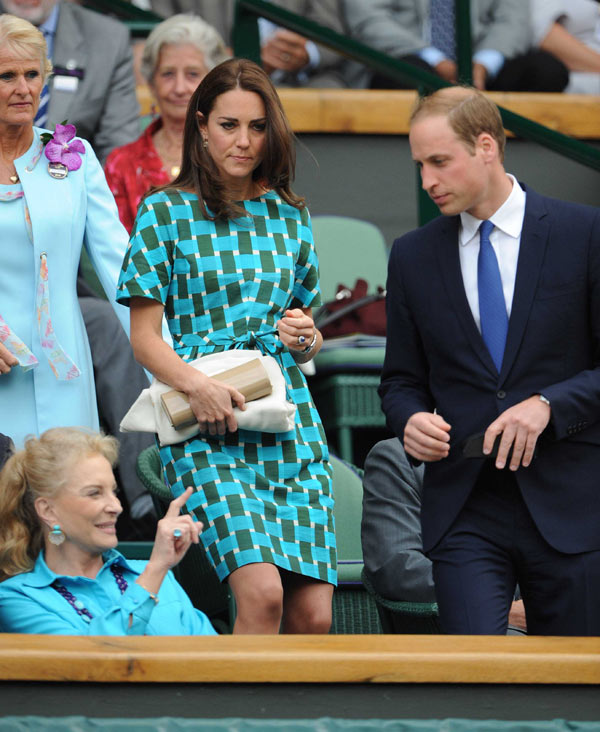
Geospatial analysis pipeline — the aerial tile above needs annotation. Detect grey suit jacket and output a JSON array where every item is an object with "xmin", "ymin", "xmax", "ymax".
[
  {"xmin": 361, "ymin": 438, "xmax": 435, "ymax": 603},
  {"xmin": 149, "ymin": 0, "xmax": 357, "ymax": 87},
  {"xmin": 149, "ymin": 0, "xmax": 234, "ymax": 43},
  {"xmin": 268, "ymin": 0, "xmax": 353, "ymax": 87},
  {"xmin": 47, "ymin": 2, "xmax": 140, "ymax": 162},
  {"xmin": 343, "ymin": 0, "xmax": 530, "ymax": 62}
]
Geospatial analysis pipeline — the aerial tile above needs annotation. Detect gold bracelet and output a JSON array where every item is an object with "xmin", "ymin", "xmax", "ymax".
[{"xmin": 147, "ymin": 591, "xmax": 159, "ymax": 604}]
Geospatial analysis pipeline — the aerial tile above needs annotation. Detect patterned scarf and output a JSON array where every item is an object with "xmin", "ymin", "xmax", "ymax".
[{"xmin": 0, "ymin": 139, "xmax": 80, "ymax": 380}]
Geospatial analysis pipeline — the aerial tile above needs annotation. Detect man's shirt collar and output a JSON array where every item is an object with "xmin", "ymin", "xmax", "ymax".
[{"xmin": 459, "ymin": 174, "xmax": 526, "ymax": 246}]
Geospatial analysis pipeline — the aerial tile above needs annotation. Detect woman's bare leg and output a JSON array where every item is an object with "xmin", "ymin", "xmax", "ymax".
[
  {"xmin": 228, "ymin": 562, "xmax": 284, "ymax": 634},
  {"xmin": 280, "ymin": 572, "xmax": 334, "ymax": 634}
]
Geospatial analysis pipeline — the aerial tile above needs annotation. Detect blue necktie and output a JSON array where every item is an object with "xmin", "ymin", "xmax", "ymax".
[
  {"xmin": 35, "ymin": 83, "xmax": 50, "ymax": 128},
  {"xmin": 477, "ymin": 220, "xmax": 508, "ymax": 372},
  {"xmin": 35, "ymin": 30, "xmax": 50, "ymax": 128},
  {"xmin": 430, "ymin": 0, "xmax": 456, "ymax": 60}
]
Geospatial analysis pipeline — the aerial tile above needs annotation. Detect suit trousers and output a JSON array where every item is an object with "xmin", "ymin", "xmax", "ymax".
[
  {"xmin": 370, "ymin": 51, "xmax": 568, "ymax": 92},
  {"xmin": 428, "ymin": 462, "xmax": 600, "ymax": 635}
]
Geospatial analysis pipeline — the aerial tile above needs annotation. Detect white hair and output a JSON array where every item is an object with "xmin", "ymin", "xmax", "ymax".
[{"xmin": 141, "ymin": 13, "xmax": 229, "ymax": 83}]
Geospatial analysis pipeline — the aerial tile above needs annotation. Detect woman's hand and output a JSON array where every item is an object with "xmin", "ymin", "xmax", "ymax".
[
  {"xmin": 277, "ymin": 308, "xmax": 316, "ymax": 352},
  {"xmin": 137, "ymin": 487, "xmax": 203, "ymax": 598},
  {"xmin": 185, "ymin": 368, "xmax": 246, "ymax": 436},
  {"xmin": 0, "ymin": 343, "xmax": 18, "ymax": 375},
  {"xmin": 150, "ymin": 487, "xmax": 202, "ymax": 570}
]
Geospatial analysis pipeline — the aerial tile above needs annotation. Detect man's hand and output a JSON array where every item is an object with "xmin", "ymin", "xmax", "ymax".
[
  {"xmin": 483, "ymin": 395, "xmax": 551, "ymax": 471},
  {"xmin": 434, "ymin": 59, "xmax": 458, "ymax": 83},
  {"xmin": 404, "ymin": 412, "xmax": 451, "ymax": 462},
  {"xmin": 471, "ymin": 62, "xmax": 488, "ymax": 90},
  {"xmin": 261, "ymin": 29, "xmax": 310, "ymax": 75}
]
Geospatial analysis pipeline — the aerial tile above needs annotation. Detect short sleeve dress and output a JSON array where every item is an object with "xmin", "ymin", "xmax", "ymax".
[{"xmin": 117, "ymin": 189, "xmax": 336, "ymax": 585}]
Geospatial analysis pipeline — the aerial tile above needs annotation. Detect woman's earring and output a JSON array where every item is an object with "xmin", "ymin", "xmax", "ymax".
[
  {"xmin": 150, "ymin": 103, "xmax": 158, "ymax": 119},
  {"xmin": 202, "ymin": 137, "xmax": 208, "ymax": 150},
  {"xmin": 49, "ymin": 524, "xmax": 65, "ymax": 546}
]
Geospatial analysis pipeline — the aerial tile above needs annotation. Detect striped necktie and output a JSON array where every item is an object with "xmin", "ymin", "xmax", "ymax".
[
  {"xmin": 35, "ymin": 30, "xmax": 51, "ymax": 127},
  {"xmin": 477, "ymin": 220, "xmax": 508, "ymax": 372},
  {"xmin": 430, "ymin": 0, "xmax": 456, "ymax": 60}
]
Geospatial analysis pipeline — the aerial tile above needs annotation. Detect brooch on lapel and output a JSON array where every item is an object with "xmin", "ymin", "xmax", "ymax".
[{"xmin": 40, "ymin": 123, "xmax": 86, "ymax": 179}]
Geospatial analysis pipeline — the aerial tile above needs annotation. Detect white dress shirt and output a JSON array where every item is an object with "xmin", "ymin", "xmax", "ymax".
[{"xmin": 458, "ymin": 175, "xmax": 526, "ymax": 332}]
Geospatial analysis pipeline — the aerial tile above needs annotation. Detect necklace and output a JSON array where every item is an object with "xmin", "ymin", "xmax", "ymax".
[
  {"xmin": 0, "ymin": 140, "xmax": 44, "ymax": 200},
  {"xmin": 51, "ymin": 563, "xmax": 128, "ymax": 623},
  {"xmin": 154, "ymin": 127, "xmax": 182, "ymax": 181}
]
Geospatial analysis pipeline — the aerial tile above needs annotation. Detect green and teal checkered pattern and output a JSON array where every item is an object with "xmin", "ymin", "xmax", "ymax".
[{"xmin": 118, "ymin": 190, "xmax": 336, "ymax": 585}]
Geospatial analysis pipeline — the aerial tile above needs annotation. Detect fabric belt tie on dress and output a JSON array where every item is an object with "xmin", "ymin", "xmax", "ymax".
[{"xmin": 179, "ymin": 328, "xmax": 283, "ymax": 358}]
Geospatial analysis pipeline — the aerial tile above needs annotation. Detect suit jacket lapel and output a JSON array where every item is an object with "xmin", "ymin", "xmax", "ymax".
[
  {"xmin": 48, "ymin": 3, "xmax": 86, "ymax": 126},
  {"xmin": 436, "ymin": 216, "xmax": 498, "ymax": 374},
  {"xmin": 499, "ymin": 186, "xmax": 550, "ymax": 382}
]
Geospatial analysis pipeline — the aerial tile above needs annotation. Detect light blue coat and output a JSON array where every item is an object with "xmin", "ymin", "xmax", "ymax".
[{"xmin": 0, "ymin": 128, "xmax": 130, "ymax": 447}]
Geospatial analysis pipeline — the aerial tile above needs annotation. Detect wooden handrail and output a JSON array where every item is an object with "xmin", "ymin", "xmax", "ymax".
[
  {"xmin": 1, "ymin": 634, "xmax": 599, "ymax": 684},
  {"xmin": 135, "ymin": 87, "xmax": 600, "ymax": 139}
]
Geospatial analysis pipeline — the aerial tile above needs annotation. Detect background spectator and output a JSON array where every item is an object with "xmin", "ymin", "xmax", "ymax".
[
  {"xmin": 0, "ymin": 0, "xmax": 140, "ymax": 162},
  {"xmin": 342, "ymin": 0, "xmax": 569, "ymax": 92},
  {"xmin": 105, "ymin": 13, "xmax": 229, "ymax": 233},
  {"xmin": 531, "ymin": 0, "xmax": 600, "ymax": 94},
  {"xmin": 142, "ymin": 0, "xmax": 359, "ymax": 87},
  {"xmin": 258, "ymin": 0, "xmax": 353, "ymax": 88}
]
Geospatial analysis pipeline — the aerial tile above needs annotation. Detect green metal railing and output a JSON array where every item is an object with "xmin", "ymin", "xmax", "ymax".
[
  {"xmin": 233, "ymin": 0, "xmax": 600, "ymax": 224},
  {"xmin": 81, "ymin": 0, "xmax": 161, "ymax": 36}
]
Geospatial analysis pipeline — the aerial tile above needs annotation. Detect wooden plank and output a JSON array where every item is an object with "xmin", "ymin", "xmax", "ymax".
[
  {"xmin": 135, "ymin": 87, "xmax": 600, "ymax": 139},
  {"xmin": 489, "ymin": 90, "xmax": 600, "ymax": 139},
  {"xmin": 1, "ymin": 634, "xmax": 599, "ymax": 685}
]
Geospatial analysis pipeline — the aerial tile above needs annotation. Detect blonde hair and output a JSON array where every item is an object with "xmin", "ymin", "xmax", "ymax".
[
  {"xmin": 0, "ymin": 428, "xmax": 118, "ymax": 581},
  {"xmin": 0, "ymin": 13, "xmax": 53, "ymax": 83},
  {"xmin": 411, "ymin": 86, "xmax": 506, "ymax": 162}
]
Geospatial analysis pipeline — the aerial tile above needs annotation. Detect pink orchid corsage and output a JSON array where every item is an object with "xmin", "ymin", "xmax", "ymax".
[{"xmin": 43, "ymin": 123, "xmax": 85, "ymax": 172}]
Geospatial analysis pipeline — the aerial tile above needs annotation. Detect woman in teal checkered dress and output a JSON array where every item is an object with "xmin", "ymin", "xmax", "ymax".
[{"xmin": 117, "ymin": 59, "xmax": 335, "ymax": 633}]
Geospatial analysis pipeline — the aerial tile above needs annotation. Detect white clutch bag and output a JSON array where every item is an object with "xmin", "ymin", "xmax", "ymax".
[{"xmin": 120, "ymin": 350, "xmax": 297, "ymax": 446}]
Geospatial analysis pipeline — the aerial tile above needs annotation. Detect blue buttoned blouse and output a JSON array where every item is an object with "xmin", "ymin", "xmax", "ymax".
[{"xmin": 0, "ymin": 549, "xmax": 217, "ymax": 636}]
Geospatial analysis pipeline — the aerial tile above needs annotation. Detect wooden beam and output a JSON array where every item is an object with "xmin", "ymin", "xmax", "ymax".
[
  {"xmin": 136, "ymin": 87, "xmax": 600, "ymax": 139},
  {"xmin": 1, "ymin": 634, "xmax": 599, "ymax": 684}
]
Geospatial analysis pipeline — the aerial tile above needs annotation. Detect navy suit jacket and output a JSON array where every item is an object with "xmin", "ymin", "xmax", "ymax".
[{"xmin": 380, "ymin": 185, "xmax": 600, "ymax": 555}]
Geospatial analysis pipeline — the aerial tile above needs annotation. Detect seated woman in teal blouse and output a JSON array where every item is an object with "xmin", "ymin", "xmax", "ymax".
[{"xmin": 0, "ymin": 427, "xmax": 216, "ymax": 636}]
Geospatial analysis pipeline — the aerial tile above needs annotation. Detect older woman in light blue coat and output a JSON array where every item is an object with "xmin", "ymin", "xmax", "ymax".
[{"xmin": 0, "ymin": 14, "xmax": 129, "ymax": 447}]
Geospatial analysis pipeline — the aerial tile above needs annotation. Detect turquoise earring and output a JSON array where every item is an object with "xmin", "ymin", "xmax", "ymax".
[{"xmin": 49, "ymin": 524, "xmax": 65, "ymax": 546}]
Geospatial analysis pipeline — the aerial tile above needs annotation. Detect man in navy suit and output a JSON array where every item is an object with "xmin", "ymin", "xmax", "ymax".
[{"xmin": 379, "ymin": 86, "xmax": 600, "ymax": 635}]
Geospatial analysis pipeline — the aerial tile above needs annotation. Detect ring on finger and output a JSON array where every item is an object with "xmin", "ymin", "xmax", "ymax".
[
  {"xmin": 173, "ymin": 528, "xmax": 182, "ymax": 538},
  {"xmin": 298, "ymin": 335, "xmax": 306, "ymax": 345},
  {"xmin": 282, "ymin": 53, "xmax": 291, "ymax": 62}
]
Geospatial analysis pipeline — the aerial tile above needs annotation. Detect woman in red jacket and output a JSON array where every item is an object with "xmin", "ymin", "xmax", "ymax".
[{"xmin": 104, "ymin": 14, "xmax": 229, "ymax": 232}]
